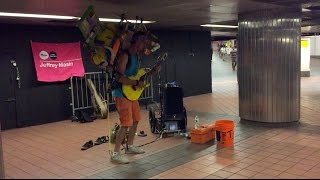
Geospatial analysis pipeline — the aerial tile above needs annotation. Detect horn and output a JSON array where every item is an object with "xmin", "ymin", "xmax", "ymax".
[
  {"xmin": 161, "ymin": 52, "xmax": 168, "ymax": 60},
  {"xmin": 157, "ymin": 52, "xmax": 168, "ymax": 61}
]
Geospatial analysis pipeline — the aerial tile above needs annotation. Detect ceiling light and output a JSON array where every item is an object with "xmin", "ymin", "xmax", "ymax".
[
  {"xmin": 0, "ymin": 12, "xmax": 78, "ymax": 20},
  {"xmin": 0, "ymin": 12, "xmax": 156, "ymax": 23},
  {"xmin": 201, "ymin": 24, "xmax": 238, "ymax": 28},
  {"xmin": 302, "ymin": 8, "xmax": 311, "ymax": 12},
  {"xmin": 99, "ymin": 18, "xmax": 155, "ymax": 24}
]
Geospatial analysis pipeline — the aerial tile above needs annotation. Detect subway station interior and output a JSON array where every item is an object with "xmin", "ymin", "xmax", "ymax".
[{"xmin": 0, "ymin": 0, "xmax": 320, "ymax": 179}]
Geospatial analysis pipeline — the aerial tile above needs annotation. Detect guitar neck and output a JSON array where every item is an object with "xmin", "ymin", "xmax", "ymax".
[
  {"xmin": 140, "ymin": 68, "xmax": 154, "ymax": 81},
  {"xmin": 142, "ymin": 61, "xmax": 163, "ymax": 80},
  {"xmin": 140, "ymin": 53, "xmax": 167, "ymax": 81}
]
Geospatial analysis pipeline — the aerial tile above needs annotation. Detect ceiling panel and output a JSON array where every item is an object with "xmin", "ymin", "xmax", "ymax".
[{"xmin": 0, "ymin": 0, "xmax": 319, "ymax": 38}]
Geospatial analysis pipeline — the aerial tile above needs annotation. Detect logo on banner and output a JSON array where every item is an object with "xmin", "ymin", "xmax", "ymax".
[
  {"xmin": 39, "ymin": 51, "xmax": 49, "ymax": 60},
  {"xmin": 49, "ymin": 51, "xmax": 57, "ymax": 60}
]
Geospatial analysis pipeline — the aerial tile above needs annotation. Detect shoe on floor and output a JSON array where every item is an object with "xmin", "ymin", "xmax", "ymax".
[
  {"xmin": 138, "ymin": 131, "xmax": 147, "ymax": 137},
  {"xmin": 94, "ymin": 137, "xmax": 103, "ymax": 145},
  {"xmin": 81, "ymin": 140, "xmax": 94, "ymax": 151},
  {"xmin": 111, "ymin": 152, "xmax": 129, "ymax": 164},
  {"xmin": 126, "ymin": 145, "xmax": 145, "ymax": 154},
  {"xmin": 95, "ymin": 136, "xmax": 108, "ymax": 145},
  {"xmin": 101, "ymin": 136, "xmax": 109, "ymax": 143}
]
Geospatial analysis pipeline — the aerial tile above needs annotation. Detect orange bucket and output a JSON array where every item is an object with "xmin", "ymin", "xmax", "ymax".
[{"xmin": 215, "ymin": 120, "xmax": 234, "ymax": 147}]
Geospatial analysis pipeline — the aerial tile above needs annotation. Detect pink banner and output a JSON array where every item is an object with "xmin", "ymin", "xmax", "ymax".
[{"xmin": 31, "ymin": 42, "xmax": 85, "ymax": 82}]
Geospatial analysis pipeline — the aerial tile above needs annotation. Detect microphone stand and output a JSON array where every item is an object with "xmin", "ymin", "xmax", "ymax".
[
  {"xmin": 165, "ymin": 55, "xmax": 168, "ymax": 85},
  {"xmin": 10, "ymin": 60, "xmax": 21, "ymax": 89}
]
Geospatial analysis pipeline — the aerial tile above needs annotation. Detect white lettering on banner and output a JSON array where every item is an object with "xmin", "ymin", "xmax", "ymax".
[
  {"xmin": 40, "ymin": 62, "xmax": 58, "ymax": 68},
  {"xmin": 59, "ymin": 62, "xmax": 73, "ymax": 67},
  {"xmin": 39, "ymin": 62, "xmax": 74, "ymax": 68}
]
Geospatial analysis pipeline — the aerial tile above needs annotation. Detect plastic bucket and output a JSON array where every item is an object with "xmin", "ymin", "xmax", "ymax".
[{"xmin": 215, "ymin": 120, "xmax": 234, "ymax": 147}]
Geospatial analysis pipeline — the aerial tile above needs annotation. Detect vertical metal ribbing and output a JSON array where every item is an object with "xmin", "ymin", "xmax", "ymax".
[
  {"xmin": 76, "ymin": 77, "xmax": 79, "ymax": 108},
  {"xmin": 238, "ymin": 8, "xmax": 301, "ymax": 123},
  {"xmin": 0, "ymin": 126, "xmax": 4, "ymax": 179},
  {"xmin": 70, "ymin": 77, "xmax": 75, "ymax": 116},
  {"xmin": 81, "ymin": 77, "xmax": 85, "ymax": 108},
  {"xmin": 85, "ymin": 74, "xmax": 89, "ymax": 108}
]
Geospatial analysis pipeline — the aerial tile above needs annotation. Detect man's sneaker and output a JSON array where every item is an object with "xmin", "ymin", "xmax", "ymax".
[
  {"xmin": 111, "ymin": 152, "xmax": 129, "ymax": 164},
  {"xmin": 126, "ymin": 145, "xmax": 145, "ymax": 154}
]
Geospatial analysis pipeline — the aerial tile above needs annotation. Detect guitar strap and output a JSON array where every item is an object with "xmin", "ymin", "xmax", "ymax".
[
  {"xmin": 111, "ymin": 49, "xmax": 140, "ymax": 101},
  {"xmin": 120, "ymin": 50, "xmax": 133, "ymax": 99},
  {"xmin": 124, "ymin": 50, "xmax": 133, "ymax": 70},
  {"xmin": 110, "ymin": 50, "xmax": 131, "ymax": 91},
  {"xmin": 115, "ymin": 49, "xmax": 132, "ymax": 73}
]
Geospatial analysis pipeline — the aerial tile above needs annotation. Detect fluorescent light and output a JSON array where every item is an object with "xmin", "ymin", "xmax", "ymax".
[
  {"xmin": 0, "ymin": 12, "xmax": 78, "ymax": 20},
  {"xmin": 201, "ymin": 24, "xmax": 238, "ymax": 28},
  {"xmin": 99, "ymin": 18, "xmax": 155, "ymax": 24},
  {"xmin": 0, "ymin": 12, "xmax": 156, "ymax": 23},
  {"xmin": 302, "ymin": 8, "xmax": 311, "ymax": 12}
]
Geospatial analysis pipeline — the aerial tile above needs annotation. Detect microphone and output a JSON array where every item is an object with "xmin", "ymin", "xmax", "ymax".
[
  {"xmin": 10, "ymin": 59, "xmax": 21, "ymax": 88},
  {"xmin": 10, "ymin": 60, "xmax": 17, "ymax": 67}
]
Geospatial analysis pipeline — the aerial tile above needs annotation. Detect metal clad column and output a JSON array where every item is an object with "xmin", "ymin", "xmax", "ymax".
[{"xmin": 238, "ymin": 8, "xmax": 301, "ymax": 123}]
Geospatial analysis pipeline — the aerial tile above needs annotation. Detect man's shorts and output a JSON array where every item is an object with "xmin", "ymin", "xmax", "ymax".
[{"xmin": 114, "ymin": 97, "xmax": 141, "ymax": 127}]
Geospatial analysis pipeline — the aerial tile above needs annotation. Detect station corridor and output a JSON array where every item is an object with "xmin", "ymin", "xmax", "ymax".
[{"xmin": 2, "ymin": 52, "xmax": 320, "ymax": 179}]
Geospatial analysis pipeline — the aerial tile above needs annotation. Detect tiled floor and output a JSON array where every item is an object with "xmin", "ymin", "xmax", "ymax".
[{"xmin": 2, "ymin": 52, "xmax": 320, "ymax": 179}]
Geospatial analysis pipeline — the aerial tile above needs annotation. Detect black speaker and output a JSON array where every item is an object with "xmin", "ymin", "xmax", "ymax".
[{"xmin": 164, "ymin": 87, "xmax": 184, "ymax": 115}]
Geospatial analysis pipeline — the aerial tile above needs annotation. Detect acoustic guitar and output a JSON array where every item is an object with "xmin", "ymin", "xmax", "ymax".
[
  {"xmin": 122, "ymin": 52, "xmax": 168, "ymax": 101},
  {"xmin": 86, "ymin": 79, "xmax": 108, "ymax": 118}
]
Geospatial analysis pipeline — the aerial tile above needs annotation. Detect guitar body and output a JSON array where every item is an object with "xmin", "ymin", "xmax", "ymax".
[
  {"xmin": 86, "ymin": 79, "xmax": 108, "ymax": 118},
  {"xmin": 122, "ymin": 69, "xmax": 150, "ymax": 101},
  {"xmin": 122, "ymin": 52, "xmax": 168, "ymax": 101}
]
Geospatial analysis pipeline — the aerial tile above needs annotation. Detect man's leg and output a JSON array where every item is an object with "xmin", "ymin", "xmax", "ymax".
[
  {"xmin": 111, "ymin": 97, "xmax": 133, "ymax": 164},
  {"xmin": 232, "ymin": 59, "xmax": 236, "ymax": 70},
  {"xmin": 127, "ymin": 121, "xmax": 138, "ymax": 145},
  {"xmin": 111, "ymin": 126, "xmax": 130, "ymax": 164},
  {"xmin": 114, "ymin": 126, "xmax": 128, "ymax": 153},
  {"xmin": 125, "ymin": 100, "xmax": 145, "ymax": 154}
]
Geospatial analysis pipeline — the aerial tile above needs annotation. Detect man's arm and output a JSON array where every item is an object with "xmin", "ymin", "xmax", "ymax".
[{"xmin": 116, "ymin": 53, "xmax": 139, "ymax": 86}]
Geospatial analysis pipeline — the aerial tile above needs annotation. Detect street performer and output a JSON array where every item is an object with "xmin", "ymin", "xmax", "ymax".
[{"xmin": 111, "ymin": 31, "xmax": 161, "ymax": 164}]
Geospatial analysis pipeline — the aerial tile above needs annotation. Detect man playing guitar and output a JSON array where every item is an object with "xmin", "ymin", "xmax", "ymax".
[{"xmin": 111, "ymin": 31, "xmax": 160, "ymax": 164}]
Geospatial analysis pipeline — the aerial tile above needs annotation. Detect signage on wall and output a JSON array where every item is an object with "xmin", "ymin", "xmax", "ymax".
[
  {"xmin": 301, "ymin": 38, "xmax": 310, "ymax": 72},
  {"xmin": 301, "ymin": 39, "xmax": 308, "ymax": 48},
  {"xmin": 31, "ymin": 42, "xmax": 85, "ymax": 82}
]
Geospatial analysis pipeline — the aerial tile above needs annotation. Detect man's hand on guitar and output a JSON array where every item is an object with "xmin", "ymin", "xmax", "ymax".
[
  {"xmin": 152, "ymin": 65, "xmax": 161, "ymax": 74},
  {"xmin": 135, "ymin": 80, "xmax": 145, "ymax": 89},
  {"xmin": 122, "ymin": 52, "xmax": 167, "ymax": 101}
]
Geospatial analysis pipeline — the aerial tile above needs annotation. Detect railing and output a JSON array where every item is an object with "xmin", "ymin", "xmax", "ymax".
[{"xmin": 69, "ymin": 71, "xmax": 154, "ymax": 117}]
